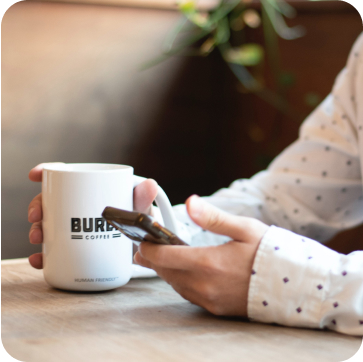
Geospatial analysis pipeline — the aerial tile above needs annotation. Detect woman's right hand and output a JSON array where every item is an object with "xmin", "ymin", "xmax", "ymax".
[{"xmin": 28, "ymin": 163, "xmax": 158, "ymax": 269}]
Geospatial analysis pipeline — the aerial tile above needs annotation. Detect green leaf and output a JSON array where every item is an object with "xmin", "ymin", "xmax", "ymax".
[
  {"xmin": 189, "ymin": 12, "xmax": 209, "ymax": 27},
  {"xmin": 265, "ymin": 0, "xmax": 296, "ymax": 18},
  {"xmin": 224, "ymin": 44, "xmax": 264, "ymax": 66},
  {"xmin": 214, "ymin": 17, "xmax": 230, "ymax": 44},
  {"xmin": 262, "ymin": 0, "xmax": 305, "ymax": 40},
  {"xmin": 178, "ymin": 0, "xmax": 196, "ymax": 14},
  {"xmin": 141, "ymin": 27, "xmax": 211, "ymax": 70},
  {"xmin": 209, "ymin": 0, "xmax": 241, "ymax": 24}
]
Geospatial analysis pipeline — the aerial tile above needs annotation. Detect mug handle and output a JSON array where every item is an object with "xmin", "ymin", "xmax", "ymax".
[{"xmin": 133, "ymin": 176, "xmax": 179, "ymax": 234}]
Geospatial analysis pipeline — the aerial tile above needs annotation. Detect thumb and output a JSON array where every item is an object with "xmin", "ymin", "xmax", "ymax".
[
  {"xmin": 133, "ymin": 179, "xmax": 158, "ymax": 213},
  {"xmin": 186, "ymin": 195, "xmax": 248, "ymax": 241}
]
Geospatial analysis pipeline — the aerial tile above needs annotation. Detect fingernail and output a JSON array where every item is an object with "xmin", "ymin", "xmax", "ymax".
[
  {"xmin": 30, "ymin": 227, "xmax": 41, "ymax": 243},
  {"xmin": 28, "ymin": 208, "xmax": 35, "ymax": 221},
  {"xmin": 29, "ymin": 228, "xmax": 36, "ymax": 242},
  {"xmin": 133, "ymin": 252, "xmax": 141, "ymax": 265},
  {"xmin": 189, "ymin": 195, "xmax": 203, "ymax": 218}
]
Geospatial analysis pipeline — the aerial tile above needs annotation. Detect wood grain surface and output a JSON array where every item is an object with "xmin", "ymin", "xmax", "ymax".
[{"xmin": 1, "ymin": 259, "xmax": 361, "ymax": 362}]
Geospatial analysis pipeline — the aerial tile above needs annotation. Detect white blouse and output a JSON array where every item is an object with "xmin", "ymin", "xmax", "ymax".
[{"xmin": 171, "ymin": 33, "xmax": 363, "ymax": 336}]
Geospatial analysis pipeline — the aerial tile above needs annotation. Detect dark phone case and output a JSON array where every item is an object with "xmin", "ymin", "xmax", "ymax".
[{"xmin": 102, "ymin": 207, "xmax": 188, "ymax": 246}]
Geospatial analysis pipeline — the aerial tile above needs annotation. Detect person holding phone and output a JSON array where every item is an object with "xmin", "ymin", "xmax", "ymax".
[{"xmin": 28, "ymin": 34, "xmax": 363, "ymax": 336}]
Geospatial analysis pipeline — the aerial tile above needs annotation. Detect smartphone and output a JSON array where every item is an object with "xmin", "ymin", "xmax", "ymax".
[{"xmin": 102, "ymin": 206, "xmax": 188, "ymax": 246}]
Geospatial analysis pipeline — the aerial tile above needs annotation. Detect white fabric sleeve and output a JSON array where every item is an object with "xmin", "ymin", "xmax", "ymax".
[
  {"xmin": 167, "ymin": 34, "xmax": 363, "ymax": 337},
  {"xmin": 248, "ymin": 226, "xmax": 363, "ymax": 336},
  {"xmin": 172, "ymin": 33, "xmax": 363, "ymax": 247}
]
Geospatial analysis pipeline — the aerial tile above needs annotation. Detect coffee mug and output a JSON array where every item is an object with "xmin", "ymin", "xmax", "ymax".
[{"xmin": 42, "ymin": 163, "xmax": 178, "ymax": 291}]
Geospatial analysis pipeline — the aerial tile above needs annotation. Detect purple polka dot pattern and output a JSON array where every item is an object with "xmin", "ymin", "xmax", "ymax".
[
  {"xmin": 251, "ymin": 269, "xmax": 256, "ymax": 275},
  {"xmin": 243, "ymin": 40, "xmax": 363, "ymax": 336}
]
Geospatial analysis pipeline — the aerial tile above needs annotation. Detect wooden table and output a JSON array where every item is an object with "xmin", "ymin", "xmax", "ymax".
[{"xmin": 2, "ymin": 259, "xmax": 361, "ymax": 362}]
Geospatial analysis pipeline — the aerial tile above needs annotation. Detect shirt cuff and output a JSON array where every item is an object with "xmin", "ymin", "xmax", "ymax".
[{"xmin": 247, "ymin": 225, "xmax": 340, "ymax": 329}]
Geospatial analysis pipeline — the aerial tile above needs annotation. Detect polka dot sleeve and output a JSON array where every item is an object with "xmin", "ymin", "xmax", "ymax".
[
  {"xmin": 248, "ymin": 226, "xmax": 363, "ymax": 336},
  {"xmin": 169, "ymin": 34, "xmax": 363, "ymax": 335}
]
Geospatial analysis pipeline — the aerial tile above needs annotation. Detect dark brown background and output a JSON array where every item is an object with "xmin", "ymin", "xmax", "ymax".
[{"xmin": 2, "ymin": 0, "xmax": 362, "ymax": 258}]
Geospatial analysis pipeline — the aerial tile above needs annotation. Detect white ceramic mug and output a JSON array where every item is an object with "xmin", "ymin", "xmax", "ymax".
[{"xmin": 42, "ymin": 163, "xmax": 178, "ymax": 291}]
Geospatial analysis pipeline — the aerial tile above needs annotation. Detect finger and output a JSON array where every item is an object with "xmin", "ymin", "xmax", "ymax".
[
  {"xmin": 29, "ymin": 164, "xmax": 45, "ymax": 182},
  {"xmin": 151, "ymin": 266, "xmax": 189, "ymax": 287},
  {"xmin": 134, "ymin": 251, "xmax": 153, "ymax": 269},
  {"xmin": 135, "ymin": 252, "xmax": 191, "ymax": 286},
  {"xmin": 186, "ymin": 195, "xmax": 260, "ymax": 242},
  {"xmin": 28, "ymin": 253, "xmax": 43, "ymax": 269},
  {"xmin": 160, "ymin": 273, "xmax": 208, "ymax": 310},
  {"xmin": 134, "ymin": 252, "xmax": 181, "ymax": 284},
  {"xmin": 138, "ymin": 242, "xmax": 206, "ymax": 270},
  {"xmin": 29, "ymin": 222, "xmax": 43, "ymax": 244},
  {"xmin": 136, "ymin": 251, "xmax": 210, "ymax": 310},
  {"xmin": 28, "ymin": 194, "xmax": 42, "ymax": 223},
  {"xmin": 171, "ymin": 282, "xmax": 205, "ymax": 309},
  {"xmin": 28, "ymin": 162, "xmax": 64, "ymax": 182},
  {"xmin": 133, "ymin": 179, "xmax": 158, "ymax": 213}
]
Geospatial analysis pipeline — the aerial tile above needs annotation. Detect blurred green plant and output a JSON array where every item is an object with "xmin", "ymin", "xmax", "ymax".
[{"xmin": 142, "ymin": 0, "xmax": 314, "ymax": 120}]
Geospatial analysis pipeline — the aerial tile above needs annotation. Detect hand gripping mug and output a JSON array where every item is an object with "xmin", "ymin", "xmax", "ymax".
[{"xmin": 42, "ymin": 163, "xmax": 178, "ymax": 291}]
